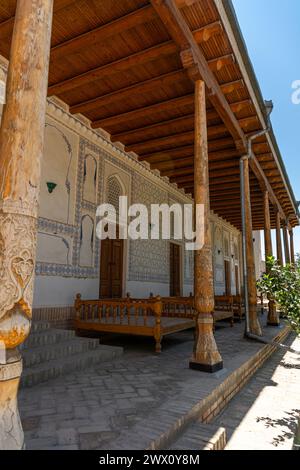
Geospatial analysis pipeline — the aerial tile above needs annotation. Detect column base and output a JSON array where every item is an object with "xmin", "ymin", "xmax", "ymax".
[
  {"xmin": 267, "ymin": 322, "xmax": 280, "ymax": 327},
  {"xmin": 190, "ymin": 313, "xmax": 223, "ymax": 374},
  {"xmin": 189, "ymin": 360, "xmax": 223, "ymax": 373},
  {"xmin": 0, "ymin": 351, "xmax": 24, "ymax": 450}
]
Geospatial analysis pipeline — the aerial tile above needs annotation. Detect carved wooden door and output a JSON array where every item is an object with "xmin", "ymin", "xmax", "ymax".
[{"xmin": 99, "ymin": 234, "xmax": 123, "ymax": 299}]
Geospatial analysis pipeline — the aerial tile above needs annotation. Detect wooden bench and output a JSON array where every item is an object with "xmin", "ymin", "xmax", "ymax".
[
  {"xmin": 214, "ymin": 296, "xmax": 235, "ymax": 328},
  {"xmin": 74, "ymin": 294, "xmax": 195, "ymax": 353}
]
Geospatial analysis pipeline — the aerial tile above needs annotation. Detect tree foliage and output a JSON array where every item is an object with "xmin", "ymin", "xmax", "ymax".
[{"xmin": 257, "ymin": 256, "xmax": 300, "ymax": 335}]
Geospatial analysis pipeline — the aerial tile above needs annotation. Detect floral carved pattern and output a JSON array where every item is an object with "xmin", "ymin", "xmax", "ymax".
[{"xmin": 0, "ymin": 212, "xmax": 36, "ymax": 333}]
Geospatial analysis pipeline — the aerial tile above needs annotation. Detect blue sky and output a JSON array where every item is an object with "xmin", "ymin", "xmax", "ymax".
[{"xmin": 232, "ymin": 0, "xmax": 300, "ymax": 257}]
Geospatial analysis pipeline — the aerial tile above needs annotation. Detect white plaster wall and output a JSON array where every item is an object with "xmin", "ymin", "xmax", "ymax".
[{"xmin": 33, "ymin": 276, "xmax": 99, "ymax": 308}]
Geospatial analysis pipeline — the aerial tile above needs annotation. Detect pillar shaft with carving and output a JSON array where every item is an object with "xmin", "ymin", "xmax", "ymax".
[
  {"xmin": 0, "ymin": 0, "xmax": 53, "ymax": 450},
  {"xmin": 264, "ymin": 192, "xmax": 279, "ymax": 326},
  {"xmin": 276, "ymin": 211, "xmax": 283, "ymax": 266},
  {"xmin": 241, "ymin": 158, "xmax": 262, "ymax": 336},
  {"xmin": 189, "ymin": 80, "xmax": 223, "ymax": 373}
]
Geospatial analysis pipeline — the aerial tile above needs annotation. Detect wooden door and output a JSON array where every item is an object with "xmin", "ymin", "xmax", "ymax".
[
  {"xmin": 170, "ymin": 243, "xmax": 181, "ymax": 297},
  {"xmin": 235, "ymin": 265, "xmax": 240, "ymax": 295},
  {"xmin": 99, "ymin": 233, "xmax": 123, "ymax": 298},
  {"xmin": 224, "ymin": 260, "xmax": 231, "ymax": 296}
]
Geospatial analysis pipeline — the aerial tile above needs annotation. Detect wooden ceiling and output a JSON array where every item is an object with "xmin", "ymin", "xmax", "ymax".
[{"xmin": 0, "ymin": 0, "xmax": 298, "ymax": 230}]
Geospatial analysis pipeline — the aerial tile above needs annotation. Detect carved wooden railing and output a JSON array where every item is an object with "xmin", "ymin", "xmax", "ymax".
[
  {"xmin": 160, "ymin": 295, "xmax": 195, "ymax": 319},
  {"xmin": 75, "ymin": 294, "xmax": 162, "ymax": 326}
]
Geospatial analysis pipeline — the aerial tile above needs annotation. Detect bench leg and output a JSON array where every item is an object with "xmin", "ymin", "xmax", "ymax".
[
  {"xmin": 155, "ymin": 336, "xmax": 162, "ymax": 353},
  {"xmin": 230, "ymin": 317, "xmax": 234, "ymax": 327}
]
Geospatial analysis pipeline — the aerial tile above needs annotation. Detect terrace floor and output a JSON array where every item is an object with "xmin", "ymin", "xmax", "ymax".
[{"xmin": 19, "ymin": 320, "xmax": 300, "ymax": 450}]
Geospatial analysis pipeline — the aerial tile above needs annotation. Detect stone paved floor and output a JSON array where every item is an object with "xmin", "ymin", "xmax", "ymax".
[
  {"xmin": 212, "ymin": 334, "xmax": 300, "ymax": 450},
  {"xmin": 19, "ymin": 321, "xmax": 299, "ymax": 450}
]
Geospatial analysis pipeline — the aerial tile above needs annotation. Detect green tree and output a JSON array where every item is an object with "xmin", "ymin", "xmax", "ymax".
[{"xmin": 257, "ymin": 256, "xmax": 300, "ymax": 335}]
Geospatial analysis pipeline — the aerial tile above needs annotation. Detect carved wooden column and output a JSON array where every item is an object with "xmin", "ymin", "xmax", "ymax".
[
  {"xmin": 240, "ymin": 157, "xmax": 262, "ymax": 336},
  {"xmin": 264, "ymin": 192, "xmax": 279, "ymax": 326},
  {"xmin": 189, "ymin": 80, "xmax": 223, "ymax": 373},
  {"xmin": 289, "ymin": 229, "xmax": 295, "ymax": 265},
  {"xmin": 0, "ymin": 0, "xmax": 53, "ymax": 450},
  {"xmin": 282, "ymin": 224, "xmax": 291, "ymax": 265},
  {"xmin": 276, "ymin": 211, "xmax": 283, "ymax": 266}
]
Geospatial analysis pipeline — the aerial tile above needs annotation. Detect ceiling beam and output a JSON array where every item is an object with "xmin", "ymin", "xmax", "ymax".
[
  {"xmin": 139, "ymin": 146, "xmax": 238, "ymax": 163},
  {"xmin": 92, "ymin": 96, "xmax": 251, "ymax": 130},
  {"xmin": 124, "ymin": 116, "xmax": 257, "ymax": 154},
  {"xmin": 125, "ymin": 124, "xmax": 230, "ymax": 154},
  {"xmin": 150, "ymin": 0, "xmax": 247, "ymax": 151},
  {"xmin": 71, "ymin": 60, "xmax": 240, "ymax": 116},
  {"xmin": 110, "ymin": 103, "xmax": 254, "ymax": 144},
  {"xmin": 0, "ymin": 0, "xmax": 78, "ymax": 41},
  {"xmin": 51, "ymin": 5, "xmax": 158, "ymax": 62},
  {"xmin": 70, "ymin": 69, "xmax": 187, "ymax": 115},
  {"xmin": 48, "ymin": 21, "xmax": 224, "ymax": 96}
]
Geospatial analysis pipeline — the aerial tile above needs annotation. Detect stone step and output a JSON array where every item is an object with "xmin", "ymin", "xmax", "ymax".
[
  {"xmin": 168, "ymin": 422, "xmax": 226, "ymax": 451},
  {"xmin": 21, "ymin": 345, "xmax": 123, "ymax": 388},
  {"xmin": 21, "ymin": 328, "xmax": 76, "ymax": 350},
  {"xmin": 22, "ymin": 337, "xmax": 99, "ymax": 368}
]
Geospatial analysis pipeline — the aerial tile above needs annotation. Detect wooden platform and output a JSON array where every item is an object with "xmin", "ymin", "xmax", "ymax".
[{"xmin": 74, "ymin": 294, "xmax": 197, "ymax": 353}]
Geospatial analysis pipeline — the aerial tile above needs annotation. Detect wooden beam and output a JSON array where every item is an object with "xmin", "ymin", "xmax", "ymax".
[
  {"xmin": 139, "ymin": 146, "xmax": 238, "ymax": 164},
  {"xmin": 110, "ymin": 108, "xmax": 256, "ymax": 145},
  {"xmin": 150, "ymin": 0, "xmax": 247, "ymax": 151},
  {"xmin": 125, "ymin": 124, "xmax": 229, "ymax": 154},
  {"xmin": 92, "ymin": 94, "xmax": 194, "ymax": 130},
  {"xmin": 0, "ymin": 0, "xmax": 76, "ymax": 41},
  {"xmin": 48, "ymin": 41, "xmax": 177, "ymax": 96},
  {"xmin": 93, "ymin": 97, "xmax": 251, "ymax": 131},
  {"xmin": 71, "ymin": 60, "xmax": 241, "ymax": 117},
  {"xmin": 70, "ymin": 70, "xmax": 187, "ymax": 115},
  {"xmin": 124, "ymin": 117, "xmax": 257, "ymax": 154},
  {"xmin": 48, "ymin": 21, "xmax": 224, "ymax": 96},
  {"xmin": 161, "ymin": 161, "xmax": 240, "ymax": 177},
  {"xmin": 51, "ymin": 5, "xmax": 158, "ymax": 62}
]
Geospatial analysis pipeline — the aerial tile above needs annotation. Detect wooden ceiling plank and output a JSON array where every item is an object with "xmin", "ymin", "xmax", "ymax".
[
  {"xmin": 70, "ymin": 69, "xmax": 187, "ymax": 115},
  {"xmin": 92, "ymin": 94, "xmax": 194, "ymax": 129},
  {"xmin": 48, "ymin": 21, "xmax": 225, "ymax": 96},
  {"xmin": 125, "ymin": 123, "xmax": 230, "ymax": 154},
  {"xmin": 0, "ymin": 0, "xmax": 79, "ymax": 41},
  {"xmin": 51, "ymin": 5, "xmax": 158, "ymax": 62}
]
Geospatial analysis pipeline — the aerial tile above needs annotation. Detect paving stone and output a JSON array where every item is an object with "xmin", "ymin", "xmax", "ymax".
[{"xmin": 19, "ymin": 322, "xmax": 299, "ymax": 450}]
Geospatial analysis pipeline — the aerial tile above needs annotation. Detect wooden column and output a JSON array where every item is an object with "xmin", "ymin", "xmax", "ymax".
[
  {"xmin": 0, "ymin": 0, "xmax": 53, "ymax": 450},
  {"xmin": 276, "ymin": 211, "xmax": 283, "ymax": 266},
  {"xmin": 289, "ymin": 229, "xmax": 295, "ymax": 265},
  {"xmin": 190, "ymin": 80, "xmax": 223, "ymax": 373},
  {"xmin": 241, "ymin": 157, "xmax": 262, "ymax": 336},
  {"xmin": 264, "ymin": 192, "xmax": 279, "ymax": 326},
  {"xmin": 283, "ymin": 224, "xmax": 291, "ymax": 265}
]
